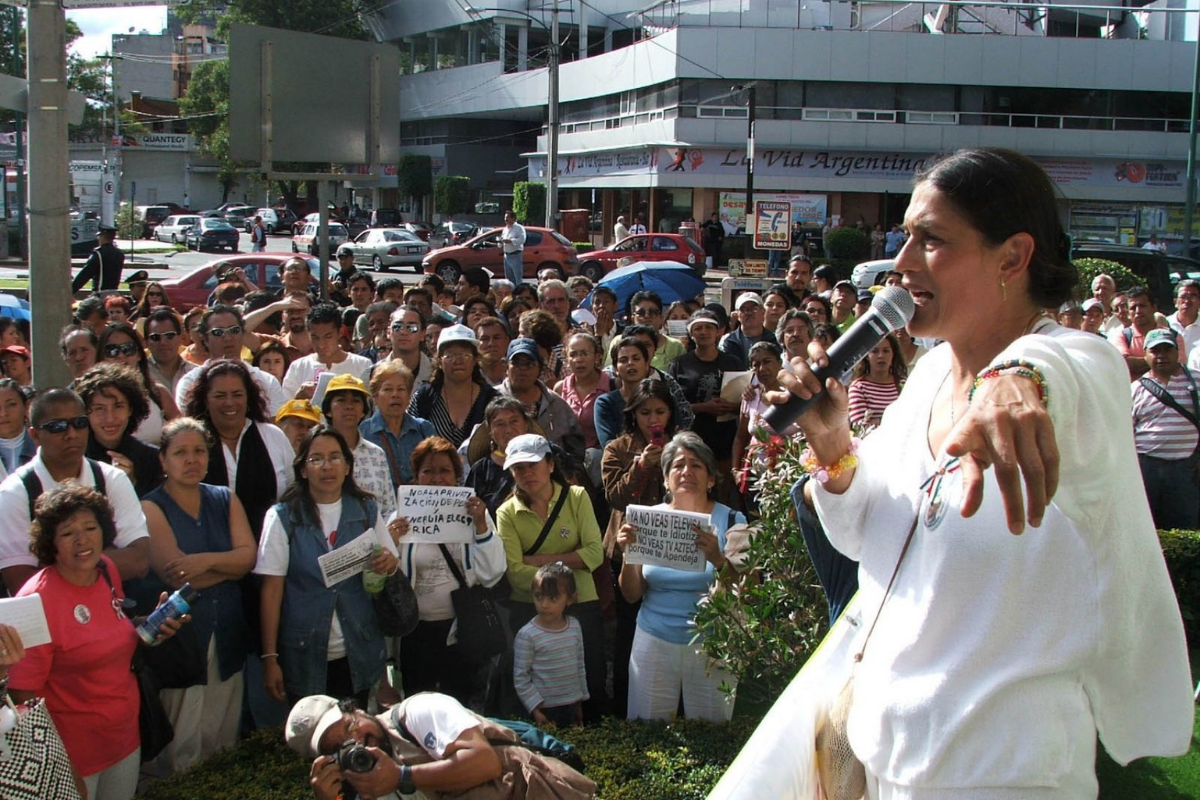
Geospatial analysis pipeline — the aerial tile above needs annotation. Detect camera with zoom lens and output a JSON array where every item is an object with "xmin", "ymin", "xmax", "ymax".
[{"xmin": 336, "ymin": 741, "xmax": 377, "ymax": 774}]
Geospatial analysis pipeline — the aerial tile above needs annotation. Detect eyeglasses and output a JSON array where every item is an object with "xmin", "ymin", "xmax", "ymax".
[
  {"xmin": 103, "ymin": 342, "xmax": 140, "ymax": 358},
  {"xmin": 207, "ymin": 325, "xmax": 243, "ymax": 338},
  {"xmin": 37, "ymin": 415, "xmax": 89, "ymax": 434},
  {"xmin": 305, "ymin": 453, "xmax": 346, "ymax": 467},
  {"xmin": 440, "ymin": 351, "xmax": 474, "ymax": 363},
  {"xmin": 391, "ymin": 322, "xmax": 422, "ymax": 333},
  {"xmin": 633, "ymin": 308, "xmax": 662, "ymax": 319},
  {"xmin": 146, "ymin": 331, "xmax": 178, "ymax": 343}
]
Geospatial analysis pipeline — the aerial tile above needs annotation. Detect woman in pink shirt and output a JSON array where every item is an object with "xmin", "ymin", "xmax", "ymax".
[{"xmin": 554, "ymin": 332, "xmax": 611, "ymax": 483}]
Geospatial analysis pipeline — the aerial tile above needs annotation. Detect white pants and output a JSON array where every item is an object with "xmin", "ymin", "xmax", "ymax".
[
  {"xmin": 150, "ymin": 637, "xmax": 244, "ymax": 776},
  {"xmin": 82, "ymin": 746, "xmax": 140, "ymax": 800},
  {"xmin": 627, "ymin": 626, "xmax": 735, "ymax": 723}
]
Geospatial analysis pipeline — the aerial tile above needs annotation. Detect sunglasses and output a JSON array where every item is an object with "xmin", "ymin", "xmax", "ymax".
[
  {"xmin": 391, "ymin": 323, "xmax": 422, "ymax": 333},
  {"xmin": 103, "ymin": 342, "xmax": 140, "ymax": 358},
  {"xmin": 207, "ymin": 325, "xmax": 243, "ymax": 338},
  {"xmin": 146, "ymin": 331, "xmax": 178, "ymax": 343},
  {"xmin": 37, "ymin": 415, "xmax": 90, "ymax": 434}
]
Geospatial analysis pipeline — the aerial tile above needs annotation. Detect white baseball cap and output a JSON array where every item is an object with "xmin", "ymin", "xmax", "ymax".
[
  {"xmin": 734, "ymin": 292, "xmax": 764, "ymax": 311},
  {"xmin": 285, "ymin": 695, "xmax": 343, "ymax": 758},
  {"xmin": 503, "ymin": 434, "xmax": 552, "ymax": 470},
  {"xmin": 436, "ymin": 323, "xmax": 478, "ymax": 353}
]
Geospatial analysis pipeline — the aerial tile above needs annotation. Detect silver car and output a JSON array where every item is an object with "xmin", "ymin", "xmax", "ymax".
[
  {"xmin": 154, "ymin": 214, "xmax": 202, "ymax": 244},
  {"xmin": 345, "ymin": 227, "xmax": 430, "ymax": 272}
]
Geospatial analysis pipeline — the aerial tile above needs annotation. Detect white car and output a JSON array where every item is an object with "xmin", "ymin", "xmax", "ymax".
[
  {"xmin": 850, "ymin": 258, "xmax": 896, "ymax": 290},
  {"xmin": 154, "ymin": 215, "xmax": 202, "ymax": 244},
  {"xmin": 292, "ymin": 222, "xmax": 349, "ymax": 255},
  {"xmin": 345, "ymin": 228, "xmax": 430, "ymax": 272}
]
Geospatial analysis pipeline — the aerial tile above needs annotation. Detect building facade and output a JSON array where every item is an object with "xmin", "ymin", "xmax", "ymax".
[{"xmin": 368, "ymin": 0, "xmax": 1197, "ymax": 251}]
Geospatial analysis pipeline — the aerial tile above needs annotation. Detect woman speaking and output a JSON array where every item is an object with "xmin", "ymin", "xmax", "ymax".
[{"xmin": 776, "ymin": 148, "xmax": 1192, "ymax": 798}]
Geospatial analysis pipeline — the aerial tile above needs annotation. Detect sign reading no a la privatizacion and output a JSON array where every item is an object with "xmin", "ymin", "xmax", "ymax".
[
  {"xmin": 394, "ymin": 486, "xmax": 476, "ymax": 545},
  {"xmin": 624, "ymin": 504, "xmax": 711, "ymax": 573}
]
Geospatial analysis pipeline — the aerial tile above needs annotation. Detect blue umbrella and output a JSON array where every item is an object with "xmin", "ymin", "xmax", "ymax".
[
  {"xmin": 0, "ymin": 293, "xmax": 30, "ymax": 321},
  {"xmin": 584, "ymin": 260, "xmax": 706, "ymax": 313}
]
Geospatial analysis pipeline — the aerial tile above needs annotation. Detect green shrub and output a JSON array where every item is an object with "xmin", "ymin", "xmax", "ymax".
[
  {"xmin": 1160, "ymin": 529, "xmax": 1200, "ymax": 646},
  {"xmin": 574, "ymin": 242, "xmax": 593, "ymax": 252},
  {"xmin": 397, "ymin": 154, "xmax": 433, "ymax": 200},
  {"xmin": 824, "ymin": 227, "xmax": 869, "ymax": 262},
  {"xmin": 1073, "ymin": 257, "xmax": 1140, "ymax": 297},
  {"xmin": 116, "ymin": 203, "xmax": 142, "ymax": 241},
  {"xmin": 434, "ymin": 175, "xmax": 470, "ymax": 218},
  {"xmin": 136, "ymin": 719, "xmax": 757, "ymax": 800},
  {"xmin": 513, "ymin": 181, "xmax": 546, "ymax": 226}
]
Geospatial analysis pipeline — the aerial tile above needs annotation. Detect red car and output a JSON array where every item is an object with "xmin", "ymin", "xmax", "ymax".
[
  {"xmin": 159, "ymin": 254, "xmax": 320, "ymax": 311},
  {"xmin": 575, "ymin": 233, "xmax": 706, "ymax": 282},
  {"xmin": 422, "ymin": 226, "xmax": 579, "ymax": 283}
]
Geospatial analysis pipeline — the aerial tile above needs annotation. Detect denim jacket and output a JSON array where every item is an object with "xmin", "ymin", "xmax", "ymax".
[{"xmin": 276, "ymin": 496, "xmax": 386, "ymax": 697}]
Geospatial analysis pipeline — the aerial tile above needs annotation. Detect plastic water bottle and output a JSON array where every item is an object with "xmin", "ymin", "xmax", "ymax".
[
  {"xmin": 136, "ymin": 584, "xmax": 198, "ymax": 646},
  {"xmin": 363, "ymin": 545, "xmax": 386, "ymax": 594}
]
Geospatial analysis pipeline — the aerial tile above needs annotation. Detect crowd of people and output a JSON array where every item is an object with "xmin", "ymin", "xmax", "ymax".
[{"xmin": 0, "ymin": 147, "xmax": 1190, "ymax": 800}]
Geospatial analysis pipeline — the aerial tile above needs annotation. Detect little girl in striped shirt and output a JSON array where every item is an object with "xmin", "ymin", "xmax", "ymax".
[{"xmin": 513, "ymin": 563, "xmax": 589, "ymax": 727}]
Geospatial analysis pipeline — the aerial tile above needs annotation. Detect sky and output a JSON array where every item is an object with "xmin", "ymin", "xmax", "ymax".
[{"xmin": 67, "ymin": 6, "xmax": 170, "ymax": 59}]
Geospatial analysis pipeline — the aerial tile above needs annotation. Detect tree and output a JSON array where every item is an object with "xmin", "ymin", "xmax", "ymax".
[
  {"xmin": 513, "ymin": 182, "xmax": 545, "ymax": 225},
  {"xmin": 434, "ymin": 176, "xmax": 470, "ymax": 217},
  {"xmin": 397, "ymin": 154, "xmax": 432, "ymax": 199},
  {"xmin": 179, "ymin": 59, "xmax": 240, "ymax": 202}
]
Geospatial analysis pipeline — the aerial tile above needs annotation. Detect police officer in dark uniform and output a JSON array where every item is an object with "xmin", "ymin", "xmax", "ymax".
[{"xmin": 71, "ymin": 224, "xmax": 126, "ymax": 294}]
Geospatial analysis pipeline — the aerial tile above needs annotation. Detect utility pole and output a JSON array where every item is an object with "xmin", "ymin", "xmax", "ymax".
[
  {"xmin": 733, "ymin": 84, "xmax": 756, "ymax": 235},
  {"xmin": 11, "ymin": 5, "xmax": 24, "ymax": 259},
  {"xmin": 545, "ymin": 0, "xmax": 559, "ymax": 231},
  {"xmin": 26, "ymin": 0, "xmax": 72, "ymax": 389},
  {"xmin": 1185, "ymin": 24, "xmax": 1199, "ymax": 259}
]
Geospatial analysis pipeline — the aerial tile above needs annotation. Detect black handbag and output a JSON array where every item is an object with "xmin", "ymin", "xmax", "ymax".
[
  {"xmin": 97, "ymin": 562, "xmax": 175, "ymax": 763},
  {"xmin": 439, "ymin": 544, "xmax": 507, "ymax": 659},
  {"xmin": 374, "ymin": 569, "xmax": 420, "ymax": 637}
]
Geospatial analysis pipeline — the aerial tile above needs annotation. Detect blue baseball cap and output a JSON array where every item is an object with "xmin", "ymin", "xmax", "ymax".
[{"xmin": 506, "ymin": 337, "xmax": 542, "ymax": 364}]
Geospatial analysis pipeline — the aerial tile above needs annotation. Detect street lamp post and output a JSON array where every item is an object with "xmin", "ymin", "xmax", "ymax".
[
  {"xmin": 1185, "ymin": 19, "xmax": 1199, "ymax": 258},
  {"xmin": 546, "ymin": 0, "xmax": 559, "ymax": 230},
  {"xmin": 732, "ymin": 84, "xmax": 756, "ymax": 236}
]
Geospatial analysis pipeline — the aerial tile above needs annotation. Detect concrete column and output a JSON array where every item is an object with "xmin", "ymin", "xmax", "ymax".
[
  {"xmin": 429, "ymin": 32, "xmax": 439, "ymax": 70},
  {"xmin": 496, "ymin": 22, "xmax": 506, "ymax": 68},
  {"xmin": 517, "ymin": 23, "xmax": 528, "ymax": 72},
  {"xmin": 579, "ymin": 1, "xmax": 588, "ymax": 59}
]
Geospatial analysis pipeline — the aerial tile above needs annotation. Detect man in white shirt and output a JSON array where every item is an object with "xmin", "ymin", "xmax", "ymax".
[
  {"xmin": 1091, "ymin": 273, "xmax": 1125, "ymax": 336},
  {"xmin": 0, "ymin": 389, "xmax": 150, "ymax": 594},
  {"xmin": 500, "ymin": 210, "xmax": 527, "ymax": 287},
  {"xmin": 1143, "ymin": 233, "xmax": 1168, "ymax": 252},
  {"xmin": 1168, "ymin": 279, "xmax": 1200, "ymax": 354},
  {"xmin": 282, "ymin": 302, "xmax": 374, "ymax": 400},
  {"xmin": 144, "ymin": 308, "xmax": 196, "ymax": 394},
  {"xmin": 369, "ymin": 305, "xmax": 433, "ymax": 386},
  {"xmin": 175, "ymin": 305, "xmax": 288, "ymax": 415}
]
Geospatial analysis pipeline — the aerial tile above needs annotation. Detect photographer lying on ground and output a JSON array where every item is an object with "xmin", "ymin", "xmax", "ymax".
[{"xmin": 286, "ymin": 692, "xmax": 596, "ymax": 800}]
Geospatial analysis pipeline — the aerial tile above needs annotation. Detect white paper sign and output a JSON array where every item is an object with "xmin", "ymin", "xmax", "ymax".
[
  {"xmin": 394, "ymin": 486, "xmax": 476, "ymax": 545},
  {"xmin": 317, "ymin": 535, "xmax": 377, "ymax": 588},
  {"xmin": 624, "ymin": 504, "xmax": 711, "ymax": 572},
  {"xmin": 310, "ymin": 370, "xmax": 336, "ymax": 409},
  {"xmin": 719, "ymin": 370, "xmax": 752, "ymax": 422},
  {"xmin": 0, "ymin": 594, "xmax": 51, "ymax": 648},
  {"xmin": 666, "ymin": 319, "xmax": 688, "ymax": 337}
]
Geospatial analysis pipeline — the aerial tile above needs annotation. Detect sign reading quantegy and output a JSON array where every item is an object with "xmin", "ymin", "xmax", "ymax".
[
  {"xmin": 116, "ymin": 133, "xmax": 191, "ymax": 151},
  {"xmin": 623, "ymin": 504, "xmax": 711, "ymax": 573},
  {"xmin": 394, "ymin": 486, "xmax": 476, "ymax": 545},
  {"xmin": 754, "ymin": 200, "xmax": 792, "ymax": 250}
]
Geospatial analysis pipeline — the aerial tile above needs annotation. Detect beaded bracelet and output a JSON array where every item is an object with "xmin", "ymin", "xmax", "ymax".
[
  {"xmin": 969, "ymin": 359, "xmax": 1049, "ymax": 408},
  {"xmin": 800, "ymin": 437, "xmax": 861, "ymax": 484}
]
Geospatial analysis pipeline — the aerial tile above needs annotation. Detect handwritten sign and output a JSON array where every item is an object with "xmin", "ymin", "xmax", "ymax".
[
  {"xmin": 0, "ymin": 594, "xmax": 51, "ymax": 648},
  {"xmin": 394, "ymin": 486, "xmax": 476, "ymax": 544},
  {"xmin": 624, "ymin": 504, "xmax": 711, "ymax": 572}
]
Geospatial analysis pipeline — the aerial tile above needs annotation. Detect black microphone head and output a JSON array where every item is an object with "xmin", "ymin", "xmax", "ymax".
[{"xmin": 871, "ymin": 286, "xmax": 916, "ymax": 332}]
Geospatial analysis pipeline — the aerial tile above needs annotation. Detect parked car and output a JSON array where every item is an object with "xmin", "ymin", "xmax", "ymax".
[
  {"xmin": 292, "ymin": 221, "xmax": 349, "ymax": 255},
  {"xmin": 246, "ymin": 207, "xmax": 296, "ymax": 235},
  {"xmin": 345, "ymin": 228, "xmax": 430, "ymax": 272},
  {"xmin": 575, "ymin": 233, "xmax": 707, "ymax": 282},
  {"xmin": 154, "ymin": 214, "xmax": 203, "ymax": 244},
  {"xmin": 159, "ymin": 254, "xmax": 320, "ymax": 311},
  {"xmin": 184, "ymin": 218, "xmax": 240, "ymax": 253},
  {"xmin": 139, "ymin": 204, "xmax": 186, "ymax": 239},
  {"xmin": 422, "ymin": 226, "xmax": 580, "ymax": 282},
  {"xmin": 369, "ymin": 208, "xmax": 403, "ymax": 228},
  {"xmin": 222, "ymin": 205, "xmax": 257, "ymax": 229},
  {"xmin": 1070, "ymin": 243, "xmax": 1200, "ymax": 311},
  {"xmin": 850, "ymin": 258, "xmax": 896, "ymax": 290},
  {"xmin": 402, "ymin": 221, "xmax": 434, "ymax": 241},
  {"xmin": 429, "ymin": 221, "xmax": 478, "ymax": 249}
]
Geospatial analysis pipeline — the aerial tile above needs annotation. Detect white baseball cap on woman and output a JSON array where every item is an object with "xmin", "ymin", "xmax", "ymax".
[{"xmin": 503, "ymin": 434, "xmax": 552, "ymax": 470}]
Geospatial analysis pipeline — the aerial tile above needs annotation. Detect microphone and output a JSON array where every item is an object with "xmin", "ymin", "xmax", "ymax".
[{"xmin": 762, "ymin": 285, "xmax": 916, "ymax": 433}]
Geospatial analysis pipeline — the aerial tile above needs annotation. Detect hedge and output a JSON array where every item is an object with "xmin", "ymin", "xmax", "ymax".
[
  {"xmin": 136, "ymin": 718, "xmax": 758, "ymax": 800},
  {"xmin": 1161, "ymin": 529, "xmax": 1200, "ymax": 646}
]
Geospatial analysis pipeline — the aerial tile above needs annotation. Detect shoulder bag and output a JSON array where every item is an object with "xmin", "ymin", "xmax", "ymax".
[
  {"xmin": 1138, "ymin": 367, "xmax": 1200, "ymax": 462},
  {"xmin": 97, "ymin": 561, "xmax": 174, "ymax": 763},
  {"xmin": 0, "ymin": 695, "xmax": 83, "ymax": 800},
  {"xmin": 439, "ymin": 544, "xmax": 507, "ymax": 659}
]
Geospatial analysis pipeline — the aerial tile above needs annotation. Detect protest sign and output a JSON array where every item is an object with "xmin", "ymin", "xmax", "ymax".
[
  {"xmin": 395, "ymin": 486, "xmax": 476, "ymax": 544},
  {"xmin": 317, "ymin": 535, "xmax": 376, "ymax": 588},
  {"xmin": 624, "ymin": 504, "xmax": 711, "ymax": 572}
]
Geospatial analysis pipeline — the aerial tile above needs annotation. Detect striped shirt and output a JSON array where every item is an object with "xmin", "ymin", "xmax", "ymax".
[
  {"xmin": 513, "ymin": 616, "xmax": 588, "ymax": 713},
  {"xmin": 1131, "ymin": 369, "xmax": 1200, "ymax": 460},
  {"xmin": 847, "ymin": 378, "xmax": 902, "ymax": 427}
]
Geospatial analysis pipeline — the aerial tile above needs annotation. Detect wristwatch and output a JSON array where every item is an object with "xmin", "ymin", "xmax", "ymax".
[{"xmin": 398, "ymin": 764, "xmax": 416, "ymax": 796}]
